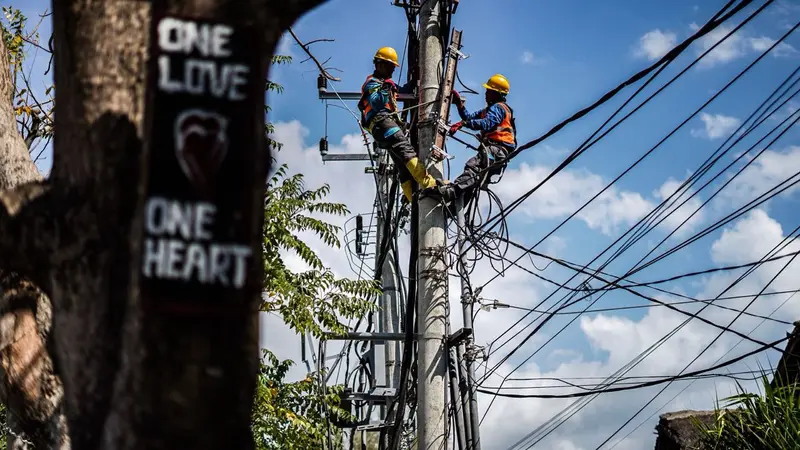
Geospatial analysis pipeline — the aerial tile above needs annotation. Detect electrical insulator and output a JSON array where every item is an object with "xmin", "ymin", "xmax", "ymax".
[
  {"xmin": 355, "ymin": 215, "xmax": 364, "ymax": 256},
  {"xmin": 319, "ymin": 137, "xmax": 329, "ymax": 156},
  {"xmin": 317, "ymin": 74, "xmax": 327, "ymax": 91}
]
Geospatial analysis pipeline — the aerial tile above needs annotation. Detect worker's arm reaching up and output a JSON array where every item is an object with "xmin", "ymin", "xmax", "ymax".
[
  {"xmin": 460, "ymin": 103, "xmax": 506, "ymax": 132},
  {"xmin": 448, "ymin": 90, "xmax": 507, "ymax": 136}
]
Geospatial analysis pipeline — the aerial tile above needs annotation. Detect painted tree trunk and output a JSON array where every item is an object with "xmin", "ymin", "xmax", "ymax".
[{"xmin": 0, "ymin": 0, "xmax": 327, "ymax": 448}]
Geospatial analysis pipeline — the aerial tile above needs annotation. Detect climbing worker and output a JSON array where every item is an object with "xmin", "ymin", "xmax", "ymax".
[
  {"xmin": 358, "ymin": 46, "xmax": 442, "ymax": 203},
  {"xmin": 435, "ymin": 73, "xmax": 517, "ymax": 205}
]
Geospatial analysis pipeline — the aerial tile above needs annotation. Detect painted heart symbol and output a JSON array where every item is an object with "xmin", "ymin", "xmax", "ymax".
[{"xmin": 174, "ymin": 109, "xmax": 229, "ymax": 196}]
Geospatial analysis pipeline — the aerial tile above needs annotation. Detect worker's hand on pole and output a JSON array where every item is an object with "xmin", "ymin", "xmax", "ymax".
[{"xmin": 448, "ymin": 121, "xmax": 463, "ymax": 136}]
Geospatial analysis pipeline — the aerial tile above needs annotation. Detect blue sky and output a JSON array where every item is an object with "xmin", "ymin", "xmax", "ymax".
[{"xmin": 10, "ymin": 0, "xmax": 800, "ymax": 449}]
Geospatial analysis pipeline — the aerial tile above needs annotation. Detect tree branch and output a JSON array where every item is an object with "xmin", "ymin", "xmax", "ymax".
[{"xmin": 287, "ymin": 27, "xmax": 341, "ymax": 81}]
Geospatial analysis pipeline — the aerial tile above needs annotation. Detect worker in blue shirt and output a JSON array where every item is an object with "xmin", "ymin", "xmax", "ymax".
[
  {"xmin": 358, "ymin": 47, "xmax": 441, "ymax": 203},
  {"xmin": 436, "ymin": 74, "xmax": 517, "ymax": 205}
]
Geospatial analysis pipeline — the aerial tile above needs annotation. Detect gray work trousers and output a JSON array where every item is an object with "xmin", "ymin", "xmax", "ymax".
[
  {"xmin": 371, "ymin": 114, "xmax": 417, "ymax": 185},
  {"xmin": 452, "ymin": 142, "xmax": 510, "ymax": 199}
]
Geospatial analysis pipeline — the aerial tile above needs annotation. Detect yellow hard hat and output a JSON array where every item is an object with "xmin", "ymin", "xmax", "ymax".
[
  {"xmin": 483, "ymin": 74, "xmax": 510, "ymax": 94},
  {"xmin": 374, "ymin": 46, "xmax": 400, "ymax": 67}
]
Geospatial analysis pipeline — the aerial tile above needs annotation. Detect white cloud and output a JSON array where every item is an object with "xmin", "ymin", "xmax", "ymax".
[
  {"xmin": 494, "ymin": 164, "xmax": 707, "ymax": 236},
  {"xmin": 521, "ymin": 50, "xmax": 535, "ymax": 64},
  {"xmin": 520, "ymin": 50, "xmax": 548, "ymax": 66},
  {"xmin": 692, "ymin": 23, "xmax": 746, "ymax": 67},
  {"xmin": 711, "ymin": 209, "xmax": 785, "ymax": 265},
  {"xmin": 748, "ymin": 36, "xmax": 798, "ymax": 57},
  {"xmin": 690, "ymin": 112, "xmax": 742, "ymax": 140},
  {"xmin": 690, "ymin": 23, "xmax": 797, "ymax": 68},
  {"xmin": 720, "ymin": 145, "xmax": 800, "ymax": 205},
  {"xmin": 494, "ymin": 163, "xmax": 654, "ymax": 235},
  {"xmin": 769, "ymin": 101, "xmax": 799, "ymax": 122},
  {"xmin": 634, "ymin": 29, "xmax": 677, "ymax": 61}
]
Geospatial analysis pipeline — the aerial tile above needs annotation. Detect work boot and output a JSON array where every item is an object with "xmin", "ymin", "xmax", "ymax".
[
  {"xmin": 442, "ymin": 184, "xmax": 457, "ymax": 201},
  {"xmin": 404, "ymin": 157, "xmax": 438, "ymax": 190}
]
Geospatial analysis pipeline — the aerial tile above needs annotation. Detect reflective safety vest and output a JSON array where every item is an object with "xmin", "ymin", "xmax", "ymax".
[
  {"xmin": 480, "ymin": 102, "xmax": 516, "ymax": 147},
  {"xmin": 357, "ymin": 75, "xmax": 399, "ymax": 130}
]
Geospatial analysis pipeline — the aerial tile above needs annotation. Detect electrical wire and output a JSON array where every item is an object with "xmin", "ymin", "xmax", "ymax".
[
  {"xmin": 466, "ymin": 0, "xmax": 764, "ymax": 246},
  {"xmin": 478, "ymin": 335, "xmax": 788, "ymax": 399},
  {"xmin": 593, "ymin": 245, "xmax": 800, "ymax": 449},
  {"xmin": 478, "ymin": 34, "xmax": 800, "ymax": 383},
  {"xmin": 605, "ymin": 289, "xmax": 800, "ymax": 449},
  {"xmin": 477, "ymin": 7, "xmax": 792, "ymax": 292},
  {"xmin": 510, "ymin": 217, "xmax": 800, "ymax": 448},
  {"xmin": 480, "ymin": 143, "xmax": 800, "ymax": 440},
  {"xmin": 504, "ymin": 231, "xmax": 799, "ymax": 449},
  {"xmin": 478, "ymin": 48, "xmax": 800, "ymax": 372}
]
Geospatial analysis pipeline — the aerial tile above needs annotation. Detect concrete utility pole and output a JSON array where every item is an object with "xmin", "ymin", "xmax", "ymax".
[{"xmin": 416, "ymin": 0, "xmax": 448, "ymax": 448}]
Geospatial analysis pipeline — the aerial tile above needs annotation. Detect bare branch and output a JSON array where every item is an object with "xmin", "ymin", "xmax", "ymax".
[
  {"xmin": 20, "ymin": 36, "xmax": 50, "ymax": 55},
  {"xmin": 306, "ymin": 38, "xmax": 335, "ymax": 46},
  {"xmin": 287, "ymin": 28, "xmax": 341, "ymax": 81}
]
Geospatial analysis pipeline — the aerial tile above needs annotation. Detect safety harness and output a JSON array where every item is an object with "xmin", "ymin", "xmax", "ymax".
[{"xmin": 357, "ymin": 74, "xmax": 404, "ymax": 134}]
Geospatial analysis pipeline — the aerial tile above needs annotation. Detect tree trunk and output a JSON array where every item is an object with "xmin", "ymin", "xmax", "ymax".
[
  {"xmin": 0, "ymin": 0, "xmax": 329, "ymax": 448},
  {"xmin": 0, "ymin": 30, "xmax": 70, "ymax": 450}
]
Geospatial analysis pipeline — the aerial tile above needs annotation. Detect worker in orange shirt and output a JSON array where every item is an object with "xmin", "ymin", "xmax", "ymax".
[
  {"xmin": 437, "ymin": 74, "xmax": 516, "ymax": 205},
  {"xmin": 358, "ymin": 46, "xmax": 441, "ymax": 203}
]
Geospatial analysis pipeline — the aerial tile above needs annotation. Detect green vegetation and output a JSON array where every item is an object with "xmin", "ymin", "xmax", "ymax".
[
  {"xmin": 254, "ymin": 51, "xmax": 378, "ymax": 449},
  {"xmin": 696, "ymin": 374, "xmax": 800, "ymax": 450}
]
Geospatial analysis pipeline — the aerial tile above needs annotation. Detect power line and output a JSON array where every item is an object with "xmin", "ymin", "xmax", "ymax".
[
  {"xmin": 486, "ymin": 235, "xmax": 798, "ymax": 325},
  {"xmin": 482, "ymin": 82, "xmax": 800, "ymax": 375},
  {"xmin": 467, "ymin": 0, "xmax": 767, "ymax": 245},
  {"xmin": 593, "ymin": 247, "xmax": 800, "ymax": 449},
  {"xmin": 474, "ymin": 55, "xmax": 800, "ymax": 369},
  {"xmin": 477, "ymin": 335, "xmax": 788, "ymax": 399},
  {"xmin": 502, "ymin": 369, "xmax": 774, "ymax": 384},
  {"xmin": 493, "ymin": 291, "xmax": 796, "ymax": 325},
  {"xmin": 481, "ymin": 209, "xmax": 800, "ymax": 444},
  {"xmin": 605, "ymin": 288, "xmax": 800, "ymax": 449},
  {"xmin": 478, "ymin": 53, "xmax": 800, "ymax": 383},
  {"xmin": 477, "ymin": 3, "xmax": 790, "ymax": 292}
]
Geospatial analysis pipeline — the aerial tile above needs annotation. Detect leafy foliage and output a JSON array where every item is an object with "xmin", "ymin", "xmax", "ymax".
[
  {"xmin": 1, "ymin": 7, "xmax": 25, "ymax": 78},
  {"xmin": 265, "ymin": 54, "xmax": 293, "ymax": 150},
  {"xmin": 0, "ymin": 6, "xmax": 54, "ymax": 156},
  {"xmin": 252, "ymin": 53, "xmax": 378, "ymax": 448},
  {"xmin": 262, "ymin": 164, "xmax": 379, "ymax": 338},
  {"xmin": 696, "ymin": 374, "xmax": 800, "ymax": 449},
  {"xmin": 251, "ymin": 349, "xmax": 353, "ymax": 450}
]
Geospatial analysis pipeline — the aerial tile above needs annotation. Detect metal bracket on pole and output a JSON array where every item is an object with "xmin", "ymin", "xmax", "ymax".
[
  {"xmin": 436, "ymin": 118, "xmax": 450, "ymax": 134},
  {"xmin": 448, "ymin": 44, "xmax": 468, "ymax": 60},
  {"xmin": 447, "ymin": 327, "xmax": 473, "ymax": 347},
  {"xmin": 430, "ymin": 145, "xmax": 455, "ymax": 161}
]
